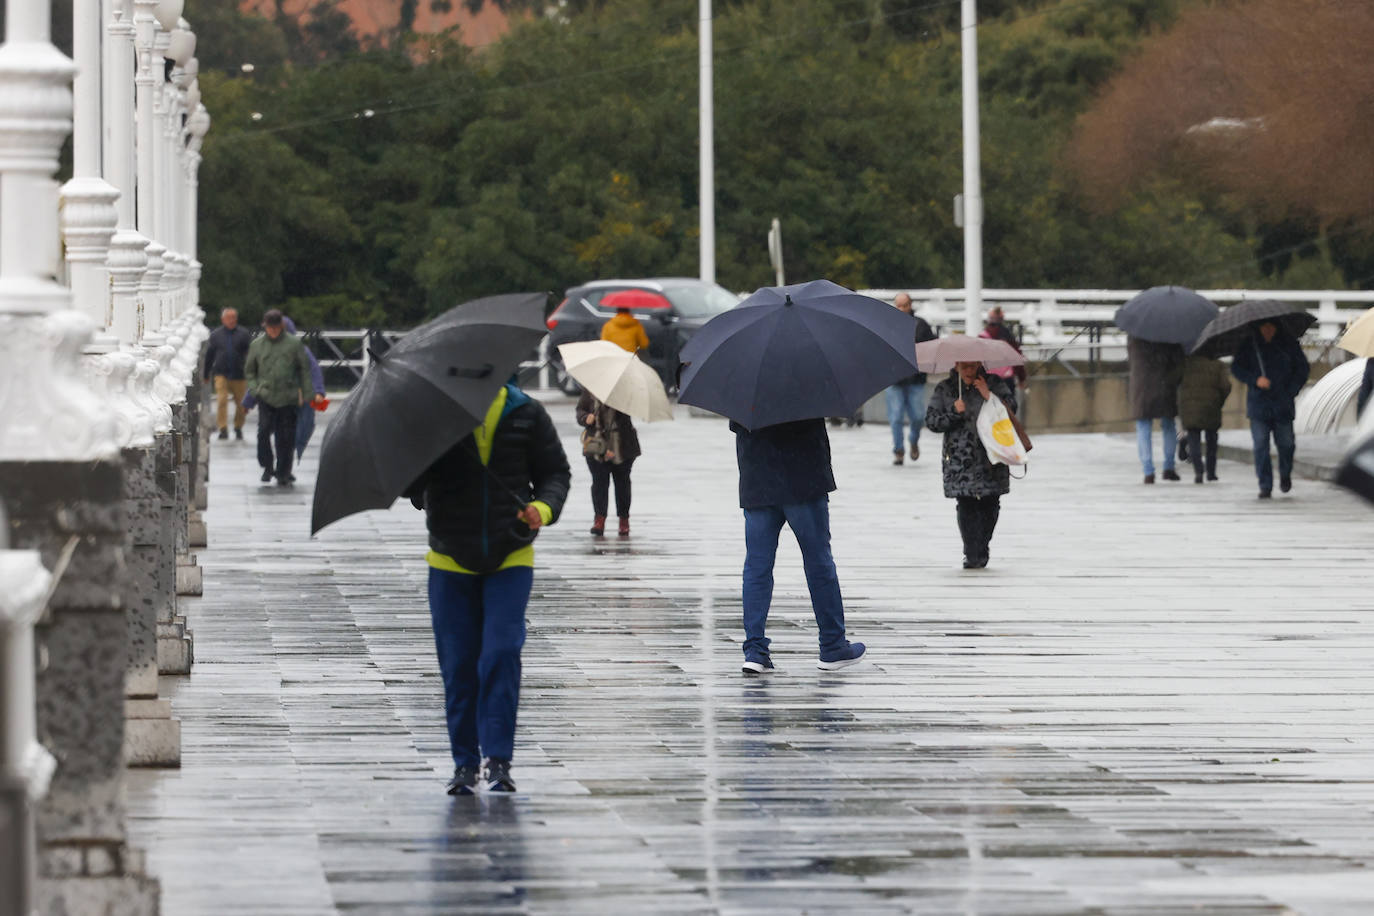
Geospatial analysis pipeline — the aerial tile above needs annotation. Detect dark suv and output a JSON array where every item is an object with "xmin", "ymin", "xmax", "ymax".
[{"xmin": 546, "ymin": 278, "xmax": 741, "ymax": 393}]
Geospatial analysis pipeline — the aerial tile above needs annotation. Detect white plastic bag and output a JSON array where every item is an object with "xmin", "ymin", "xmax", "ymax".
[{"xmin": 976, "ymin": 395, "xmax": 1029, "ymax": 467}]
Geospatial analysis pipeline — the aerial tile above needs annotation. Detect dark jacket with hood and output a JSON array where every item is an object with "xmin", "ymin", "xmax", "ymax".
[
  {"xmin": 894, "ymin": 315, "xmax": 938, "ymax": 386},
  {"xmin": 925, "ymin": 369, "xmax": 1016, "ymax": 499},
  {"xmin": 1230, "ymin": 329, "xmax": 1310, "ymax": 422},
  {"xmin": 1127, "ymin": 337, "xmax": 1185, "ymax": 420},
  {"xmin": 731, "ymin": 418, "xmax": 835, "ymax": 509},
  {"xmin": 404, "ymin": 385, "xmax": 571, "ymax": 574}
]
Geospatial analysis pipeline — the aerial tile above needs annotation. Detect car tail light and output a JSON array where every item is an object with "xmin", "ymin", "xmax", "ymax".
[{"xmin": 546, "ymin": 298, "xmax": 568, "ymax": 330}]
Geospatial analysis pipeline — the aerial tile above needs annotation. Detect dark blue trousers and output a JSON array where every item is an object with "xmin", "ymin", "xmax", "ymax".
[
  {"xmin": 1249, "ymin": 418, "xmax": 1295, "ymax": 492},
  {"xmin": 428, "ymin": 565, "xmax": 533, "ymax": 768}
]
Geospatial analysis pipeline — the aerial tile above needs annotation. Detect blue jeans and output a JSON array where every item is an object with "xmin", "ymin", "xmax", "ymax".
[
  {"xmin": 428, "ymin": 565, "xmax": 533, "ymax": 768},
  {"xmin": 742, "ymin": 497, "xmax": 847, "ymax": 659},
  {"xmin": 1135, "ymin": 417, "xmax": 1177, "ymax": 476},
  {"xmin": 1249, "ymin": 418, "xmax": 1295, "ymax": 492},
  {"xmin": 885, "ymin": 383, "xmax": 926, "ymax": 452}
]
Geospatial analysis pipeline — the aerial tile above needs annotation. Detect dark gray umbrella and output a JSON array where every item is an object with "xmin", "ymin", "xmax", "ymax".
[
  {"xmin": 311, "ymin": 293, "xmax": 548, "ymax": 534},
  {"xmin": 677, "ymin": 279, "xmax": 919, "ymax": 430},
  {"xmin": 1189, "ymin": 299, "xmax": 1318, "ymax": 358},
  {"xmin": 1113, "ymin": 286, "xmax": 1219, "ymax": 346}
]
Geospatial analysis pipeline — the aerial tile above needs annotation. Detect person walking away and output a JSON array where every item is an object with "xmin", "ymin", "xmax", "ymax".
[
  {"xmin": 204, "ymin": 307, "xmax": 252, "ymax": 440},
  {"xmin": 926, "ymin": 361, "xmax": 1017, "ymax": 569},
  {"xmin": 1177, "ymin": 354, "xmax": 1231, "ymax": 484},
  {"xmin": 733, "ymin": 418, "xmax": 865, "ymax": 675},
  {"xmin": 886, "ymin": 292, "xmax": 937, "ymax": 465},
  {"xmin": 403, "ymin": 380, "xmax": 570, "ymax": 794},
  {"xmin": 576, "ymin": 389, "xmax": 640, "ymax": 537},
  {"xmin": 243, "ymin": 309, "xmax": 312, "ymax": 486},
  {"xmin": 1231, "ymin": 321, "xmax": 1310, "ymax": 498},
  {"xmin": 281, "ymin": 316, "xmax": 327, "ymax": 460},
  {"xmin": 980, "ymin": 307, "xmax": 1028, "ymax": 414},
  {"xmin": 1127, "ymin": 336, "xmax": 1184, "ymax": 483},
  {"xmin": 601, "ymin": 307, "xmax": 650, "ymax": 354}
]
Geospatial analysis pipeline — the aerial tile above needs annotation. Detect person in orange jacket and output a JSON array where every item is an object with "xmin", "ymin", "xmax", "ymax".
[{"xmin": 600, "ymin": 308, "xmax": 649, "ymax": 354}]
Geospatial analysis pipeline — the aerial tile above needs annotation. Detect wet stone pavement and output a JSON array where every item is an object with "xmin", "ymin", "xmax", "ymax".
[{"xmin": 127, "ymin": 396, "xmax": 1374, "ymax": 915}]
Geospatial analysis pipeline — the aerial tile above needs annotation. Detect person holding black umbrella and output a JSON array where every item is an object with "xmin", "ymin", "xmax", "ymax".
[
  {"xmin": 402, "ymin": 379, "xmax": 570, "ymax": 795},
  {"xmin": 1128, "ymin": 337, "xmax": 1185, "ymax": 484},
  {"xmin": 1231, "ymin": 320, "xmax": 1310, "ymax": 498}
]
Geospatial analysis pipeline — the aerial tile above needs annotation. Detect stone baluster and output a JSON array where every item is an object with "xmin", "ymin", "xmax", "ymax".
[
  {"xmin": 0, "ymin": 1, "xmax": 158, "ymax": 907},
  {"xmin": 0, "ymin": 534, "xmax": 57, "ymax": 916}
]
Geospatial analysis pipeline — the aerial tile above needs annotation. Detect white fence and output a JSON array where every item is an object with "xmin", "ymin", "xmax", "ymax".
[
  {"xmin": 306, "ymin": 289, "xmax": 1374, "ymax": 390},
  {"xmin": 861, "ymin": 288, "xmax": 1374, "ymax": 372}
]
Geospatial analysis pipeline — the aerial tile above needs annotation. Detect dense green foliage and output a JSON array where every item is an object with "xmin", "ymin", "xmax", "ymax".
[{"xmin": 194, "ymin": 0, "xmax": 1355, "ymax": 329}]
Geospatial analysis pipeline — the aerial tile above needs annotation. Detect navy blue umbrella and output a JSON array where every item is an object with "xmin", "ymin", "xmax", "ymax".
[
  {"xmin": 677, "ymin": 279, "xmax": 920, "ymax": 430},
  {"xmin": 1114, "ymin": 286, "xmax": 1219, "ymax": 347}
]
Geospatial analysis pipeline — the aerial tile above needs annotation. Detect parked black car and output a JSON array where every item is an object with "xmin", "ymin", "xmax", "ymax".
[{"xmin": 546, "ymin": 278, "xmax": 741, "ymax": 393}]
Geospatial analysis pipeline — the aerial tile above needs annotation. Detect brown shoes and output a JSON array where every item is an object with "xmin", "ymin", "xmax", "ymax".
[
  {"xmin": 618, "ymin": 517, "xmax": 630, "ymax": 538},
  {"xmin": 590, "ymin": 515, "xmax": 606, "ymax": 536}
]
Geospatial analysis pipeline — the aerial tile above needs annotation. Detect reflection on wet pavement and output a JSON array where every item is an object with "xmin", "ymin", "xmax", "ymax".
[{"xmin": 127, "ymin": 398, "xmax": 1374, "ymax": 914}]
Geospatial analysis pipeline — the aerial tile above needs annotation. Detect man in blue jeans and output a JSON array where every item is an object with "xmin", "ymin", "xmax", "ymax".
[
  {"xmin": 885, "ymin": 293, "xmax": 937, "ymax": 465},
  {"xmin": 731, "ymin": 417, "xmax": 866, "ymax": 675},
  {"xmin": 1231, "ymin": 321, "xmax": 1309, "ymax": 498}
]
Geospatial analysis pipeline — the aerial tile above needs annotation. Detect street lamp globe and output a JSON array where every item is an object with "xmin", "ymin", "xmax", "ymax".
[
  {"xmin": 166, "ymin": 28, "xmax": 196, "ymax": 66},
  {"xmin": 154, "ymin": 0, "xmax": 185, "ymax": 32}
]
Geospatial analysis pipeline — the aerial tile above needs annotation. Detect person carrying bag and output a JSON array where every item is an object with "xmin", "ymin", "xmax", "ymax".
[{"xmin": 576, "ymin": 391, "xmax": 640, "ymax": 537}]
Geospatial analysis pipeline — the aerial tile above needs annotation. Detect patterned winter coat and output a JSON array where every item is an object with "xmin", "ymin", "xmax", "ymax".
[{"xmin": 925, "ymin": 370, "xmax": 1016, "ymax": 499}]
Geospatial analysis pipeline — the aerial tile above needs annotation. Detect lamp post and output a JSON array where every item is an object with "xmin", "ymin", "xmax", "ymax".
[
  {"xmin": 106, "ymin": 0, "xmax": 150, "ymax": 345},
  {"xmin": 960, "ymin": 0, "xmax": 984, "ymax": 335},
  {"xmin": 698, "ymin": 0, "xmax": 714, "ymax": 284}
]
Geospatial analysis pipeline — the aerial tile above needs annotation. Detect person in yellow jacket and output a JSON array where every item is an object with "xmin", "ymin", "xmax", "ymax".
[{"xmin": 600, "ymin": 307, "xmax": 650, "ymax": 353}]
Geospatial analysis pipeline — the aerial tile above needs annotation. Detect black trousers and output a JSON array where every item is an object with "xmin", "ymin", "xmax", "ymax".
[
  {"xmin": 586, "ymin": 456, "xmax": 633, "ymax": 518},
  {"xmin": 955, "ymin": 495, "xmax": 1001, "ymax": 562},
  {"xmin": 1185, "ymin": 427, "xmax": 1219, "ymax": 479},
  {"xmin": 257, "ymin": 402, "xmax": 299, "ymax": 480}
]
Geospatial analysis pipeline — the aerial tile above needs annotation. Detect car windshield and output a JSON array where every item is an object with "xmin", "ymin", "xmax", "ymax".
[{"xmin": 660, "ymin": 283, "xmax": 739, "ymax": 318}]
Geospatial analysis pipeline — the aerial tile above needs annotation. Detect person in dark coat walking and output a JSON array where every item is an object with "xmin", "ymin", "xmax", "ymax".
[
  {"xmin": 403, "ymin": 381, "xmax": 571, "ymax": 795},
  {"xmin": 1358, "ymin": 359, "xmax": 1374, "ymax": 417},
  {"xmin": 733, "ymin": 418, "xmax": 866, "ymax": 675},
  {"xmin": 576, "ymin": 390, "xmax": 641, "ymax": 537},
  {"xmin": 885, "ymin": 292, "xmax": 937, "ymax": 464},
  {"xmin": 926, "ymin": 362, "xmax": 1016, "ymax": 569},
  {"xmin": 1231, "ymin": 321, "xmax": 1310, "ymax": 498},
  {"xmin": 1177, "ymin": 354, "xmax": 1232, "ymax": 483},
  {"xmin": 1128, "ymin": 336, "xmax": 1185, "ymax": 483},
  {"xmin": 203, "ymin": 307, "xmax": 252, "ymax": 439}
]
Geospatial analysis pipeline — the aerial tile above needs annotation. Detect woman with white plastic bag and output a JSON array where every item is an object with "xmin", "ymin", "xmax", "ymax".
[{"xmin": 925, "ymin": 361, "xmax": 1019, "ymax": 569}]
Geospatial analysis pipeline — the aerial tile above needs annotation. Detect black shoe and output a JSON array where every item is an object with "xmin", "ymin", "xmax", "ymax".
[
  {"xmin": 1207, "ymin": 474, "xmax": 1218, "ymax": 482},
  {"xmin": 261, "ymin": 469, "xmax": 273, "ymax": 482},
  {"xmin": 484, "ymin": 758, "xmax": 515, "ymax": 793},
  {"xmin": 910, "ymin": 444, "xmax": 919, "ymax": 461},
  {"xmin": 1161, "ymin": 469, "xmax": 1180, "ymax": 482},
  {"xmin": 446, "ymin": 765, "xmax": 478, "ymax": 796},
  {"xmin": 217, "ymin": 428, "xmax": 228, "ymax": 440},
  {"xmin": 892, "ymin": 451, "xmax": 903, "ymax": 466},
  {"xmin": 1194, "ymin": 474, "xmax": 1204, "ymax": 484},
  {"xmin": 1280, "ymin": 475, "xmax": 1292, "ymax": 493},
  {"xmin": 1258, "ymin": 489, "xmax": 1272, "ymax": 499},
  {"xmin": 1143, "ymin": 474, "xmax": 1155, "ymax": 485},
  {"xmin": 276, "ymin": 474, "xmax": 296, "ymax": 487},
  {"xmin": 234, "ymin": 428, "xmax": 243, "ymax": 441}
]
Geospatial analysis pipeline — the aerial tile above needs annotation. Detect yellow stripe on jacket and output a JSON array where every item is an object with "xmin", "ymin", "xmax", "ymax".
[{"xmin": 426, "ymin": 387, "xmax": 553, "ymax": 574}]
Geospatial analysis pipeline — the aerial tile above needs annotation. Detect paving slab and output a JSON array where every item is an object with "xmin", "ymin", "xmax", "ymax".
[{"xmin": 127, "ymin": 394, "xmax": 1374, "ymax": 915}]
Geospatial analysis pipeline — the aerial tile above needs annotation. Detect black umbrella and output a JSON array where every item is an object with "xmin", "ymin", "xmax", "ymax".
[
  {"xmin": 1189, "ymin": 299, "xmax": 1318, "ymax": 358},
  {"xmin": 311, "ymin": 293, "xmax": 548, "ymax": 534},
  {"xmin": 1113, "ymin": 286, "xmax": 1219, "ymax": 346},
  {"xmin": 677, "ymin": 279, "xmax": 920, "ymax": 430}
]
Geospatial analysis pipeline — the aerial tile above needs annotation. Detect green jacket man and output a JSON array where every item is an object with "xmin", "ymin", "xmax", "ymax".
[{"xmin": 243, "ymin": 309, "xmax": 313, "ymax": 485}]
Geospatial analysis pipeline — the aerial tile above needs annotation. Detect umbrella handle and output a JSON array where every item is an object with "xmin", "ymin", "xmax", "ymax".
[{"xmin": 449, "ymin": 364, "xmax": 494, "ymax": 379}]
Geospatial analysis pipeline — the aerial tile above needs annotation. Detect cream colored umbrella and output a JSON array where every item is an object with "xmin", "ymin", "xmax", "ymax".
[
  {"xmin": 556, "ymin": 340, "xmax": 675, "ymax": 421},
  {"xmin": 1338, "ymin": 307, "xmax": 1374, "ymax": 358}
]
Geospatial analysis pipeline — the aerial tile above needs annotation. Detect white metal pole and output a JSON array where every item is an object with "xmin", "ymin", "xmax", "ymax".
[
  {"xmin": 960, "ymin": 0, "xmax": 983, "ymax": 335},
  {"xmin": 698, "ymin": 0, "xmax": 715, "ymax": 284}
]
